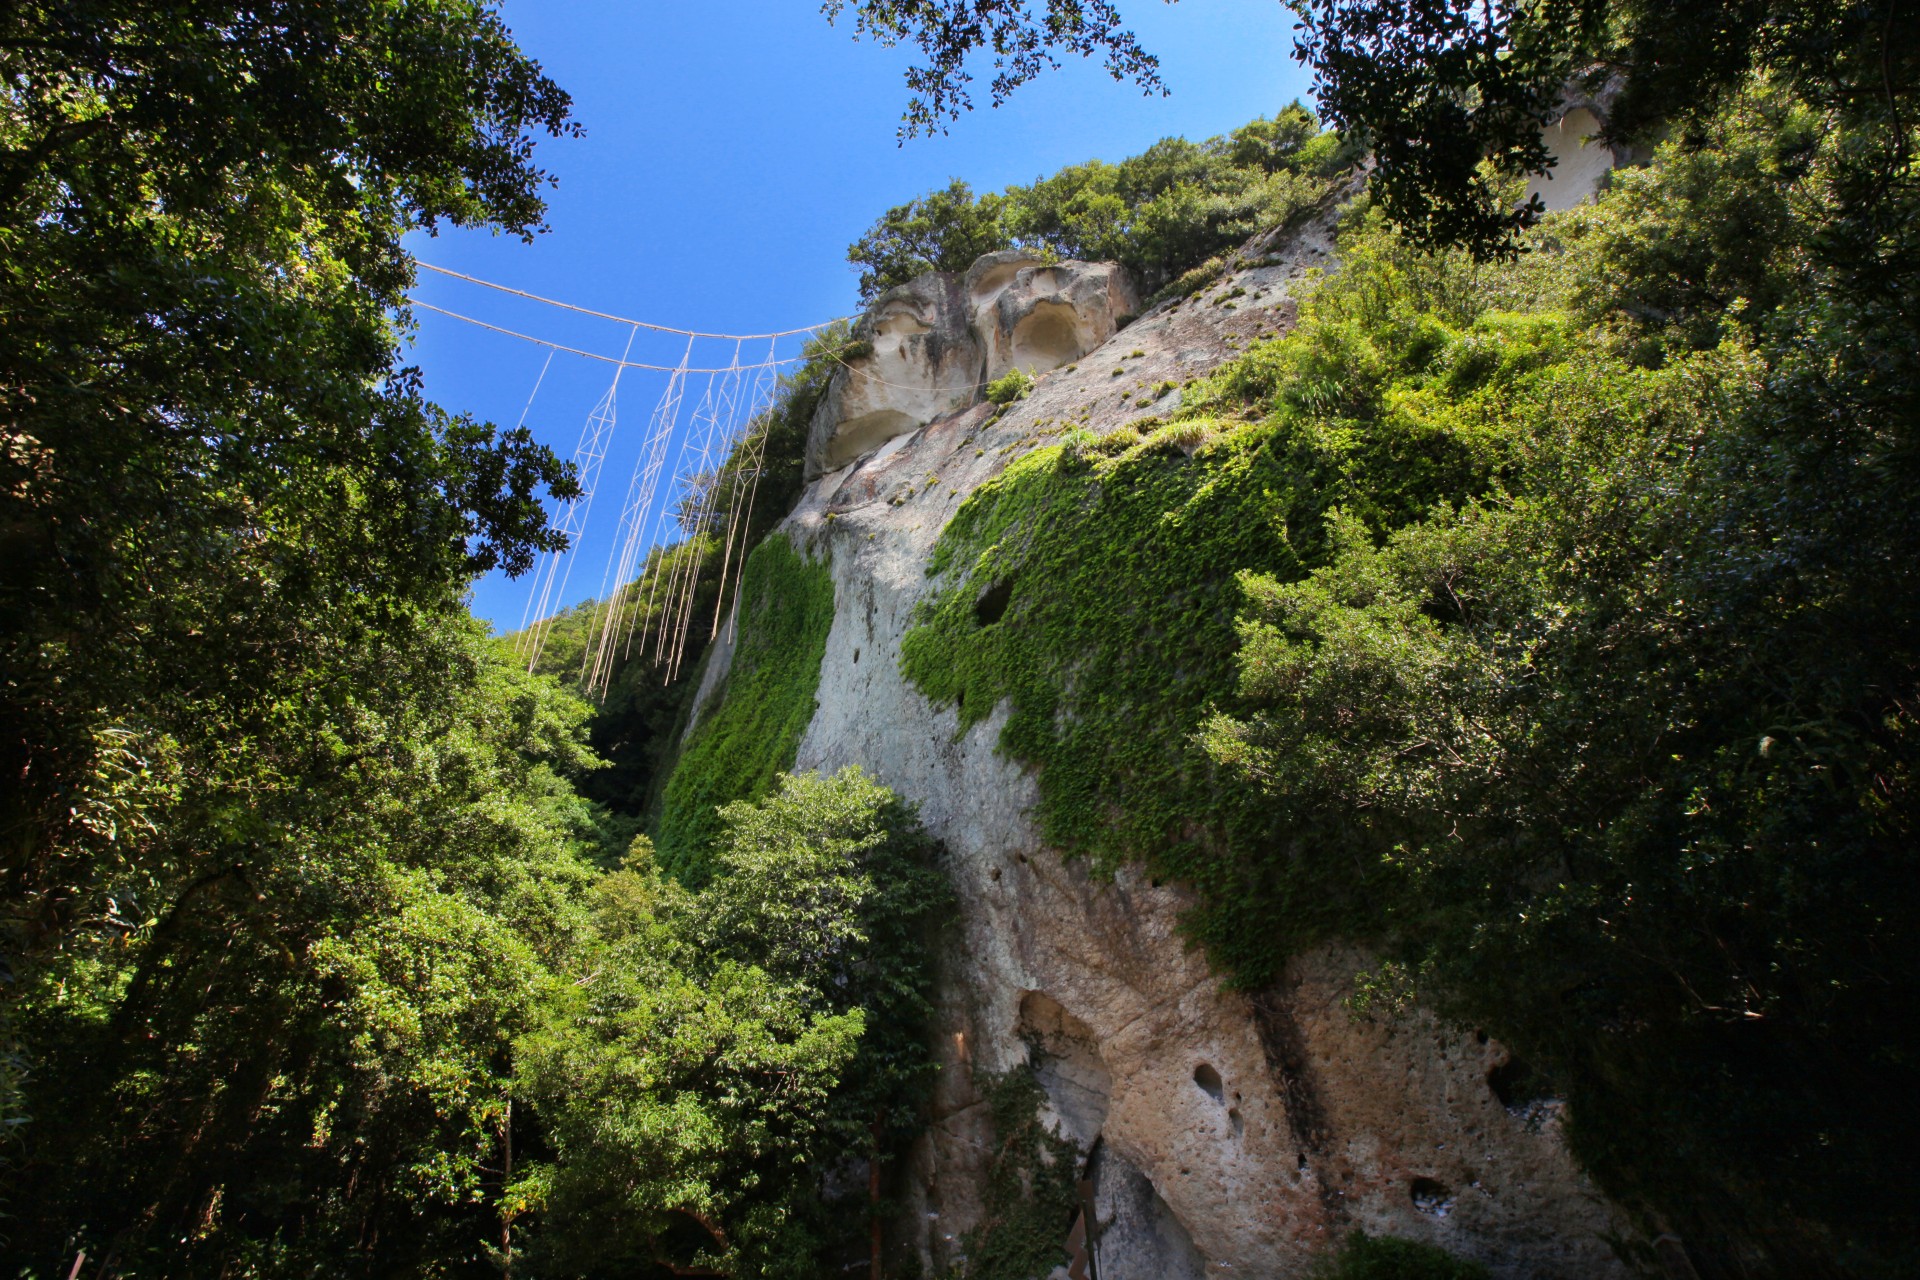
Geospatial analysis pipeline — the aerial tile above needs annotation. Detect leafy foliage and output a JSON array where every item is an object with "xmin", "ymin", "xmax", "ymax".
[
  {"xmin": 6, "ymin": 621, "xmax": 612, "ymax": 1273},
  {"xmin": 849, "ymin": 104, "xmax": 1361, "ymax": 300},
  {"xmin": 957, "ymin": 1071, "xmax": 1082, "ymax": 1280},
  {"xmin": 0, "ymin": 0, "xmax": 579, "ymax": 973},
  {"xmin": 0, "ymin": 9, "xmax": 949, "ymax": 1277},
  {"xmin": 847, "ymin": 179, "xmax": 1012, "ymax": 302},
  {"xmin": 1289, "ymin": 0, "xmax": 1919, "ymax": 255},
  {"xmin": 520, "ymin": 770, "xmax": 948, "ymax": 1280},
  {"xmin": 985, "ymin": 367, "xmax": 1036, "ymax": 405},
  {"xmin": 822, "ymin": 0, "xmax": 1166, "ymax": 138},
  {"xmin": 901, "ymin": 221, "xmax": 1543, "ymax": 962},
  {"xmin": 1309, "ymin": 1233, "xmax": 1490, "ymax": 1280}
]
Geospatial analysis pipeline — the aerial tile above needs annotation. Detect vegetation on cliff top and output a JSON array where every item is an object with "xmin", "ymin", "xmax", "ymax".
[{"xmin": 848, "ymin": 102, "xmax": 1361, "ymax": 301}]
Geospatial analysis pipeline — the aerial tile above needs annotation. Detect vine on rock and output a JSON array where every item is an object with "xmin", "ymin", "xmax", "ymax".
[{"xmin": 655, "ymin": 534, "xmax": 836, "ymax": 884}]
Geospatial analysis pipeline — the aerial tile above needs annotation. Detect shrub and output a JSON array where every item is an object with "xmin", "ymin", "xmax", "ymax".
[{"xmin": 985, "ymin": 367, "xmax": 1035, "ymax": 404}]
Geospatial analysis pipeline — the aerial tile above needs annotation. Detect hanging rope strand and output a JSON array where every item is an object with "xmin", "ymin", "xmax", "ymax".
[
  {"xmin": 642, "ymin": 367, "xmax": 722, "ymax": 667},
  {"xmin": 583, "ymin": 334, "xmax": 696, "ymax": 698},
  {"xmin": 708, "ymin": 338, "xmax": 782, "ymax": 643},
  {"xmin": 618, "ymin": 343, "xmax": 696, "ymax": 667},
  {"xmin": 521, "ymin": 323, "xmax": 640, "ymax": 673},
  {"xmin": 659, "ymin": 359, "xmax": 739, "ymax": 681},
  {"xmin": 509, "ymin": 349, "xmax": 558, "ymax": 651},
  {"xmin": 663, "ymin": 343, "xmax": 747, "ymax": 681}
]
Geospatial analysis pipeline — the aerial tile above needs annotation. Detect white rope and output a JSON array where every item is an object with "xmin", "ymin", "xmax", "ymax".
[
  {"xmin": 520, "ymin": 324, "xmax": 640, "ymax": 673},
  {"xmin": 581, "ymin": 335, "xmax": 696, "ymax": 697},
  {"xmin": 408, "ymin": 299, "xmax": 801, "ymax": 373},
  {"xmin": 708, "ymin": 340, "xmax": 782, "ymax": 643},
  {"xmin": 648, "ymin": 363, "xmax": 732, "ymax": 675},
  {"xmin": 663, "ymin": 353, "xmax": 747, "ymax": 682},
  {"xmin": 413, "ymin": 260, "xmax": 843, "ymax": 340},
  {"xmin": 510, "ymin": 349, "xmax": 557, "ymax": 640},
  {"xmin": 617, "ymin": 342, "xmax": 698, "ymax": 667}
]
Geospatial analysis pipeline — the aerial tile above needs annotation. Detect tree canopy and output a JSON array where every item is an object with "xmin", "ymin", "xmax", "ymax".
[
  {"xmin": 0, "ymin": 0, "xmax": 582, "ymax": 955},
  {"xmin": 848, "ymin": 104, "xmax": 1360, "ymax": 300}
]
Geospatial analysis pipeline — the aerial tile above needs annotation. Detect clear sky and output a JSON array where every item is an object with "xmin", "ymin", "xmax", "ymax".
[{"xmin": 405, "ymin": 1, "xmax": 1315, "ymax": 631}]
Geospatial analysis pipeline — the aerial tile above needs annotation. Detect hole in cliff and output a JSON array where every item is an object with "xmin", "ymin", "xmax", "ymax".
[
  {"xmin": 1018, "ymin": 992, "xmax": 1113, "ymax": 1146},
  {"xmin": 1228, "ymin": 1107, "xmax": 1244, "ymax": 1137},
  {"xmin": 852, "ymin": 648, "xmax": 861, "ymax": 664},
  {"xmin": 1488, "ymin": 1055, "xmax": 1551, "ymax": 1110},
  {"xmin": 1192, "ymin": 1063, "xmax": 1225, "ymax": 1105},
  {"xmin": 1410, "ymin": 1177, "xmax": 1455, "ymax": 1218},
  {"xmin": 1010, "ymin": 302, "xmax": 1083, "ymax": 374},
  {"xmin": 974, "ymin": 578, "xmax": 1015, "ymax": 626}
]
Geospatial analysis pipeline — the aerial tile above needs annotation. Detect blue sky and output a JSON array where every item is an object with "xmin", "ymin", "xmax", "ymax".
[{"xmin": 405, "ymin": 1, "xmax": 1314, "ymax": 630}]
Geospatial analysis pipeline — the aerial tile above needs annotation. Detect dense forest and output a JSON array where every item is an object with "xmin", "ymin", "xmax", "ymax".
[{"xmin": 2, "ymin": 0, "xmax": 1916, "ymax": 1278}]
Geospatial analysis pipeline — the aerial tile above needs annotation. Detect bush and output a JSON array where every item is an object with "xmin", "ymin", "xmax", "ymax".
[
  {"xmin": 985, "ymin": 367, "xmax": 1034, "ymax": 404},
  {"xmin": 905, "ymin": 84, "xmax": 1920, "ymax": 1272},
  {"xmin": 653, "ymin": 535, "xmax": 836, "ymax": 884}
]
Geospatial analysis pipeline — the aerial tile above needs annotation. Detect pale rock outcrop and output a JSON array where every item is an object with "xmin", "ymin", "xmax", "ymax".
[
  {"xmin": 965, "ymin": 250, "xmax": 1138, "ymax": 384},
  {"xmin": 804, "ymin": 271, "xmax": 980, "ymax": 478},
  {"xmin": 1525, "ymin": 75, "xmax": 1645, "ymax": 213},
  {"xmin": 805, "ymin": 254, "xmax": 1140, "ymax": 479},
  {"xmin": 697, "ymin": 198, "xmax": 1637, "ymax": 1277}
]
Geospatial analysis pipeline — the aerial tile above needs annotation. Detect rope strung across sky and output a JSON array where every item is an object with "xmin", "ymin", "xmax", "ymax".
[{"xmin": 408, "ymin": 258, "xmax": 845, "ymax": 697}]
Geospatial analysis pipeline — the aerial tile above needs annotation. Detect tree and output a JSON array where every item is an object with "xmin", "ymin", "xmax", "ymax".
[
  {"xmin": 1290, "ymin": 0, "xmax": 1919, "ymax": 254},
  {"xmin": 521, "ymin": 770, "xmax": 948, "ymax": 1279},
  {"xmin": 830, "ymin": 0, "xmax": 1918, "ymax": 257},
  {"xmin": 848, "ymin": 179, "xmax": 1012, "ymax": 300},
  {"xmin": 1, "ymin": 0, "xmax": 580, "ymax": 954},
  {"xmin": 0, "ymin": 3, "xmax": 591, "ymax": 1266},
  {"xmin": 6, "ymin": 621, "xmax": 619, "ymax": 1273},
  {"xmin": 846, "ymin": 107, "xmax": 1361, "ymax": 300}
]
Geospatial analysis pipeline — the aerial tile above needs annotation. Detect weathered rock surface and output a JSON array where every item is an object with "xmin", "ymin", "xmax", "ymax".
[
  {"xmin": 804, "ymin": 271, "xmax": 981, "ymax": 478},
  {"xmin": 804, "ymin": 255, "xmax": 1139, "ymax": 480},
  {"xmin": 1525, "ymin": 76, "xmax": 1642, "ymax": 214},
  {"xmin": 966, "ymin": 250, "xmax": 1138, "ymax": 384},
  {"xmin": 701, "ymin": 199, "xmax": 1634, "ymax": 1277}
]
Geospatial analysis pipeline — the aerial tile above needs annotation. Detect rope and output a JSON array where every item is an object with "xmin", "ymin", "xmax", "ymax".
[
  {"xmin": 582, "ymin": 335, "xmax": 696, "ymax": 697},
  {"xmin": 414, "ymin": 260, "xmax": 844, "ymax": 340},
  {"xmin": 408, "ymin": 299, "xmax": 801, "ymax": 373},
  {"xmin": 709, "ymin": 340, "xmax": 781, "ymax": 643},
  {"xmin": 511, "ymin": 349, "xmax": 557, "ymax": 639},
  {"xmin": 520, "ymin": 325, "xmax": 640, "ymax": 674}
]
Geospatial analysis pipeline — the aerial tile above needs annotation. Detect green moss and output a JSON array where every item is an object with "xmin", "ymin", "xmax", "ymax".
[
  {"xmin": 654, "ymin": 534, "xmax": 835, "ymax": 884},
  {"xmin": 959, "ymin": 1070, "xmax": 1081, "ymax": 1280},
  {"xmin": 900, "ymin": 275, "xmax": 1555, "ymax": 982},
  {"xmin": 1310, "ymin": 1232, "xmax": 1490, "ymax": 1280}
]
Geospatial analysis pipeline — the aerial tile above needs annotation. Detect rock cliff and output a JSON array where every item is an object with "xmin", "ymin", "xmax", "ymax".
[{"xmin": 696, "ymin": 200, "xmax": 1633, "ymax": 1277}]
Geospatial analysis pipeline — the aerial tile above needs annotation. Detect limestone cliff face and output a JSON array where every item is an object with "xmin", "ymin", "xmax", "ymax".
[
  {"xmin": 803, "ymin": 254, "xmax": 1137, "ymax": 480},
  {"xmin": 698, "ymin": 204, "xmax": 1632, "ymax": 1278}
]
